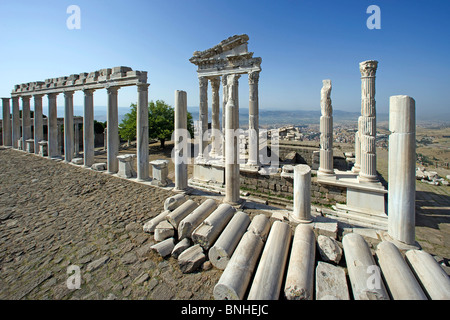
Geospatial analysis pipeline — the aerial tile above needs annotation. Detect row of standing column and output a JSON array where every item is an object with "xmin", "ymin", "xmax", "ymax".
[
  {"xmin": 2, "ymin": 85, "xmax": 150, "ymax": 180},
  {"xmin": 197, "ymin": 71, "xmax": 260, "ymax": 167}
]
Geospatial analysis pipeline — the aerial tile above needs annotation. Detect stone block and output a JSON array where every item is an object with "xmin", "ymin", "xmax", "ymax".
[
  {"xmin": 178, "ymin": 244, "xmax": 206, "ymax": 274},
  {"xmin": 317, "ymin": 235, "xmax": 342, "ymax": 264},
  {"xmin": 150, "ymin": 159, "xmax": 169, "ymax": 186},
  {"xmin": 315, "ymin": 262, "xmax": 350, "ymax": 300}
]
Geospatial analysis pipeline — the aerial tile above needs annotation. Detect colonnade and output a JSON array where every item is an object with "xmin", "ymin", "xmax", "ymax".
[{"xmin": 1, "ymin": 67, "xmax": 149, "ymax": 179}]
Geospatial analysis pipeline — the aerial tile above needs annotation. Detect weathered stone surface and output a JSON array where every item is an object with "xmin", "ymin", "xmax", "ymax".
[
  {"xmin": 151, "ymin": 238, "xmax": 175, "ymax": 258},
  {"xmin": 315, "ymin": 262, "xmax": 349, "ymax": 300},
  {"xmin": 178, "ymin": 244, "xmax": 206, "ymax": 274},
  {"xmin": 376, "ymin": 241, "xmax": 427, "ymax": 300},
  {"xmin": 405, "ymin": 249, "xmax": 450, "ymax": 300},
  {"xmin": 313, "ymin": 221, "xmax": 338, "ymax": 239},
  {"xmin": 164, "ymin": 194, "xmax": 188, "ymax": 211},
  {"xmin": 284, "ymin": 224, "xmax": 315, "ymax": 300},
  {"xmin": 143, "ymin": 210, "xmax": 170, "ymax": 233},
  {"xmin": 192, "ymin": 203, "xmax": 236, "ymax": 250},
  {"xmin": 91, "ymin": 163, "xmax": 107, "ymax": 171},
  {"xmin": 214, "ymin": 231, "xmax": 265, "ymax": 300},
  {"xmin": 166, "ymin": 199, "xmax": 198, "ymax": 229},
  {"xmin": 178, "ymin": 199, "xmax": 217, "ymax": 240},
  {"xmin": 342, "ymin": 233, "xmax": 389, "ymax": 300},
  {"xmin": 247, "ymin": 214, "xmax": 271, "ymax": 241},
  {"xmin": 317, "ymin": 235, "xmax": 342, "ymax": 264},
  {"xmin": 172, "ymin": 238, "xmax": 191, "ymax": 259},
  {"xmin": 208, "ymin": 211, "xmax": 250, "ymax": 270},
  {"xmin": 154, "ymin": 220, "xmax": 175, "ymax": 242},
  {"xmin": 248, "ymin": 221, "xmax": 291, "ymax": 300}
]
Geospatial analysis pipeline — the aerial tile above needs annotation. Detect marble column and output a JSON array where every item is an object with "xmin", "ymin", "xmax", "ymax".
[
  {"xmin": 224, "ymin": 74, "xmax": 241, "ymax": 205},
  {"xmin": 318, "ymin": 79, "xmax": 334, "ymax": 175},
  {"xmin": 359, "ymin": 60, "xmax": 378, "ymax": 182},
  {"xmin": 21, "ymin": 95, "xmax": 32, "ymax": 150},
  {"xmin": 197, "ymin": 76, "xmax": 208, "ymax": 160},
  {"xmin": 2, "ymin": 98, "xmax": 12, "ymax": 146},
  {"xmin": 221, "ymin": 76, "xmax": 228, "ymax": 162},
  {"xmin": 11, "ymin": 97, "xmax": 20, "ymax": 149},
  {"xmin": 47, "ymin": 93, "xmax": 59, "ymax": 158},
  {"xmin": 174, "ymin": 90, "xmax": 188, "ymax": 191},
  {"xmin": 64, "ymin": 91, "xmax": 74, "ymax": 162},
  {"xmin": 209, "ymin": 77, "xmax": 221, "ymax": 158},
  {"xmin": 33, "ymin": 94, "xmax": 44, "ymax": 154},
  {"xmin": 247, "ymin": 71, "xmax": 260, "ymax": 167},
  {"xmin": 388, "ymin": 95, "xmax": 416, "ymax": 245},
  {"xmin": 137, "ymin": 83, "xmax": 149, "ymax": 181},
  {"xmin": 352, "ymin": 117, "xmax": 362, "ymax": 173},
  {"xmin": 106, "ymin": 86, "xmax": 119, "ymax": 174},
  {"xmin": 74, "ymin": 123, "xmax": 80, "ymax": 156},
  {"xmin": 292, "ymin": 164, "xmax": 312, "ymax": 223},
  {"xmin": 83, "ymin": 89, "xmax": 95, "ymax": 167}
]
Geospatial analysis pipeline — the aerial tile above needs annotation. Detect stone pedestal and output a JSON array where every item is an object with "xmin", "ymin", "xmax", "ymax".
[
  {"xmin": 25, "ymin": 139, "xmax": 34, "ymax": 153},
  {"xmin": 388, "ymin": 95, "xmax": 416, "ymax": 245},
  {"xmin": 38, "ymin": 141, "xmax": 48, "ymax": 157},
  {"xmin": 291, "ymin": 164, "xmax": 312, "ymax": 223},
  {"xmin": 137, "ymin": 84, "xmax": 149, "ymax": 181},
  {"xmin": 174, "ymin": 90, "xmax": 188, "ymax": 191},
  {"xmin": 2, "ymin": 98, "xmax": 12, "ymax": 146},
  {"xmin": 117, "ymin": 154, "xmax": 136, "ymax": 178},
  {"xmin": 150, "ymin": 160, "xmax": 169, "ymax": 186},
  {"xmin": 358, "ymin": 60, "xmax": 378, "ymax": 182}
]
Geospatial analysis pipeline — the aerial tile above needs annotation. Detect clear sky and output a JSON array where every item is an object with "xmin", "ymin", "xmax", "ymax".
[{"xmin": 0, "ymin": 0, "xmax": 449, "ymax": 118}]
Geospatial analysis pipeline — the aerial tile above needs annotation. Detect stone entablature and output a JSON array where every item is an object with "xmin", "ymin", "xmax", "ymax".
[
  {"xmin": 189, "ymin": 34, "xmax": 262, "ymax": 77},
  {"xmin": 11, "ymin": 66, "xmax": 147, "ymax": 96}
]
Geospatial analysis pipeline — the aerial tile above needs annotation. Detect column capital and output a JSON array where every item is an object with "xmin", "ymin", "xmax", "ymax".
[
  {"xmin": 47, "ymin": 92, "xmax": 59, "ymax": 99},
  {"xmin": 137, "ymin": 83, "xmax": 150, "ymax": 92},
  {"xmin": 33, "ymin": 94, "xmax": 45, "ymax": 99},
  {"xmin": 1, "ymin": 97, "xmax": 10, "ymax": 102},
  {"xmin": 359, "ymin": 60, "xmax": 378, "ymax": 78},
  {"xmin": 248, "ymin": 71, "xmax": 260, "ymax": 85},
  {"xmin": 209, "ymin": 76, "xmax": 220, "ymax": 90},
  {"xmin": 106, "ymin": 85, "xmax": 120, "ymax": 94},
  {"xmin": 21, "ymin": 95, "xmax": 32, "ymax": 100},
  {"xmin": 227, "ymin": 73, "xmax": 241, "ymax": 86},
  {"xmin": 82, "ymin": 88, "xmax": 96, "ymax": 95},
  {"xmin": 63, "ymin": 90, "xmax": 75, "ymax": 98}
]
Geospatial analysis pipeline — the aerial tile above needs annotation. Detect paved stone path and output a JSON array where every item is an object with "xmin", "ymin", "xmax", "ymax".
[{"xmin": 0, "ymin": 148, "xmax": 221, "ymax": 300}]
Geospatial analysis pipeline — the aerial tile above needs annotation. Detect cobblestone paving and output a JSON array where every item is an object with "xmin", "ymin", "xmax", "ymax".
[{"xmin": 0, "ymin": 148, "xmax": 222, "ymax": 300}]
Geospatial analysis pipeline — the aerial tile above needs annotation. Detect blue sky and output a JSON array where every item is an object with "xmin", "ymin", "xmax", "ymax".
[{"xmin": 0, "ymin": 0, "xmax": 449, "ymax": 118}]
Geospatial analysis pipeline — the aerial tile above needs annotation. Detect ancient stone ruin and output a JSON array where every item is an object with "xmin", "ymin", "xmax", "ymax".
[{"xmin": 1, "ymin": 34, "xmax": 449, "ymax": 300}]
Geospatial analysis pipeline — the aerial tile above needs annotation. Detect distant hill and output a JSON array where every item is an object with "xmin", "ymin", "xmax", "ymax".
[{"xmin": 187, "ymin": 107, "xmax": 389, "ymax": 126}]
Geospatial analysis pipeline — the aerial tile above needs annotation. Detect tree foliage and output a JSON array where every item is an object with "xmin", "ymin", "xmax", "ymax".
[{"xmin": 118, "ymin": 100, "xmax": 194, "ymax": 148}]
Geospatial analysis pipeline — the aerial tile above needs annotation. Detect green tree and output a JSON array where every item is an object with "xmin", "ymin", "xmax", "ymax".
[
  {"xmin": 119, "ymin": 104, "xmax": 137, "ymax": 144},
  {"xmin": 119, "ymin": 100, "xmax": 194, "ymax": 149}
]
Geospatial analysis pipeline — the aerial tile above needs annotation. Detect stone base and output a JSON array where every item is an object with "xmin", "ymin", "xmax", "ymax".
[
  {"xmin": 289, "ymin": 214, "xmax": 313, "ymax": 225},
  {"xmin": 72, "ymin": 158, "xmax": 84, "ymax": 165},
  {"xmin": 378, "ymin": 232, "xmax": 422, "ymax": 251},
  {"xmin": 193, "ymin": 162, "xmax": 225, "ymax": 184}
]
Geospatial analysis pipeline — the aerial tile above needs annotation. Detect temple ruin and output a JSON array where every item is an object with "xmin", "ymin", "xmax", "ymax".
[{"xmin": 1, "ymin": 34, "xmax": 449, "ymax": 300}]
